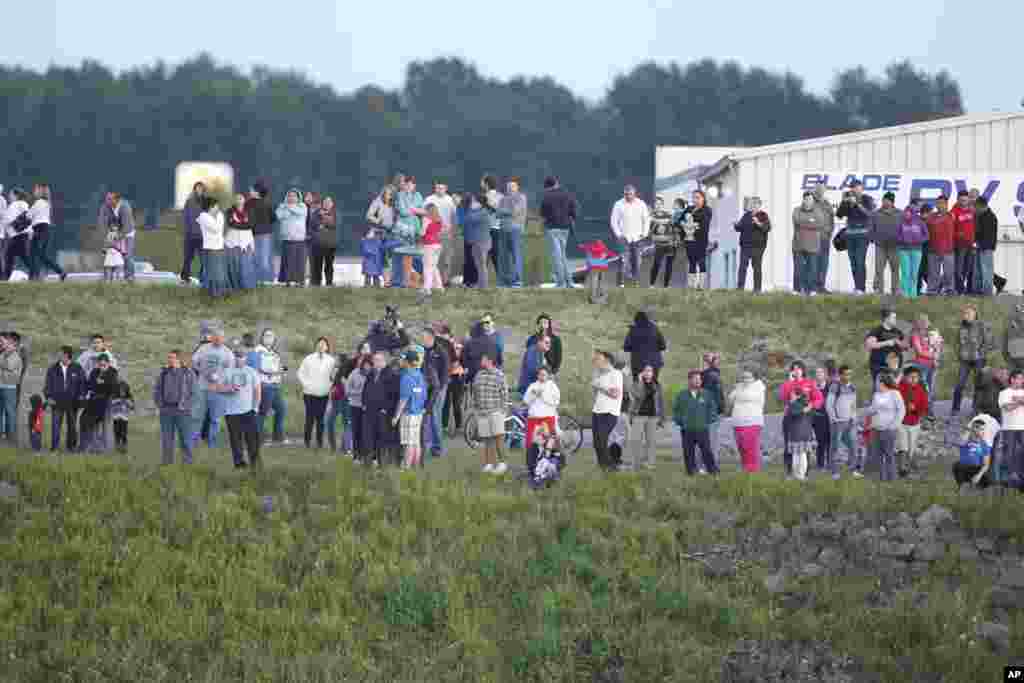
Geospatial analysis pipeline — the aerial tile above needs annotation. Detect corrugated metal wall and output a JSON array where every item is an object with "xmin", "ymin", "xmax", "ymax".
[{"xmin": 721, "ymin": 115, "xmax": 1024, "ymax": 293}]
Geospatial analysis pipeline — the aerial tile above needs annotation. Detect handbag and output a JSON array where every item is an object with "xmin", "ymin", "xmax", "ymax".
[{"xmin": 832, "ymin": 228, "xmax": 848, "ymax": 252}]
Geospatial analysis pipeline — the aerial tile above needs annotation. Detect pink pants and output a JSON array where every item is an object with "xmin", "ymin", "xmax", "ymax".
[
  {"xmin": 734, "ymin": 425, "xmax": 762, "ymax": 472},
  {"xmin": 422, "ymin": 244, "xmax": 443, "ymax": 291}
]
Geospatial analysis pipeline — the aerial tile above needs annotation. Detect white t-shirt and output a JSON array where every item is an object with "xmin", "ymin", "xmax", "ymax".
[
  {"xmin": 198, "ymin": 211, "xmax": 225, "ymax": 250},
  {"xmin": 592, "ymin": 368, "xmax": 624, "ymax": 416},
  {"xmin": 611, "ymin": 198, "xmax": 651, "ymax": 242},
  {"xmin": 525, "ymin": 380, "xmax": 560, "ymax": 418},
  {"xmin": 426, "ymin": 193, "xmax": 457, "ymax": 233},
  {"xmin": 999, "ymin": 388, "xmax": 1024, "ymax": 430}
]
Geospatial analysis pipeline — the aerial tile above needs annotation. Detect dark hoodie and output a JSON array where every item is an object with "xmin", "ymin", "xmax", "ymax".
[
  {"xmin": 734, "ymin": 210, "xmax": 770, "ymax": 249},
  {"xmin": 247, "ymin": 182, "xmax": 274, "ymax": 237},
  {"xmin": 463, "ymin": 323, "xmax": 505, "ymax": 383},
  {"xmin": 183, "ymin": 190, "xmax": 204, "ymax": 238},
  {"xmin": 623, "ymin": 312, "xmax": 667, "ymax": 371},
  {"xmin": 975, "ymin": 206, "xmax": 998, "ymax": 251},
  {"xmin": 525, "ymin": 316, "xmax": 563, "ymax": 374}
]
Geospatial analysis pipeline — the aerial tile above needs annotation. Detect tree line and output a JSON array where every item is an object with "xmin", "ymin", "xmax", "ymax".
[{"xmin": 0, "ymin": 54, "xmax": 963, "ymax": 220}]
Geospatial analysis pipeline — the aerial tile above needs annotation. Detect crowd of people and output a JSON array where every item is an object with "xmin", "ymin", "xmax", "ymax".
[{"xmin": 7, "ymin": 298, "xmax": 1024, "ymax": 493}]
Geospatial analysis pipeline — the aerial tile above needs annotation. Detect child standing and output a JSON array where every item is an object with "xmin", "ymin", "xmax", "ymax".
[
  {"xmin": 103, "ymin": 229, "xmax": 126, "ymax": 281},
  {"xmin": 109, "ymin": 379, "xmax": 135, "ymax": 454},
  {"xmin": 826, "ymin": 365, "xmax": 858, "ymax": 479},
  {"xmin": 859, "ymin": 372, "xmax": 906, "ymax": 481},
  {"xmin": 897, "ymin": 367, "xmax": 929, "ymax": 475},
  {"xmin": 784, "ymin": 389, "xmax": 815, "ymax": 480},
  {"xmin": 579, "ymin": 239, "xmax": 615, "ymax": 304},
  {"xmin": 418, "ymin": 204, "xmax": 444, "ymax": 301},
  {"xmin": 361, "ymin": 228, "xmax": 384, "ymax": 288},
  {"xmin": 28, "ymin": 394, "xmax": 44, "ymax": 452},
  {"xmin": 394, "ymin": 350, "xmax": 427, "ymax": 469}
]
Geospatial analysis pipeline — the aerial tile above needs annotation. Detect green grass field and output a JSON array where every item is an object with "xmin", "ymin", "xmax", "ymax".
[{"xmin": 0, "ymin": 284, "xmax": 1020, "ymax": 681}]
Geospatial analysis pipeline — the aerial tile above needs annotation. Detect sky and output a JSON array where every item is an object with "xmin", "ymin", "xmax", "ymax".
[{"xmin": 10, "ymin": 1, "xmax": 1022, "ymax": 113}]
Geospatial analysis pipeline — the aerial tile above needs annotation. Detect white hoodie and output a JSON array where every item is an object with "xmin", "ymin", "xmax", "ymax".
[
  {"xmin": 610, "ymin": 197, "xmax": 650, "ymax": 243},
  {"xmin": 28, "ymin": 198, "xmax": 51, "ymax": 227},
  {"xmin": 525, "ymin": 379, "xmax": 560, "ymax": 418},
  {"xmin": 728, "ymin": 379, "xmax": 766, "ymax": 427},
  {"xmin": 198, "ymin": 210, "xmax": 225, "ymax": 250},
  {"xmin": 297, "ymin": 351, "xmax": 336, "ymax": 397},
  {"xmin": 3, "ymin": 200, "xmax": 30, "ymax": 239}
]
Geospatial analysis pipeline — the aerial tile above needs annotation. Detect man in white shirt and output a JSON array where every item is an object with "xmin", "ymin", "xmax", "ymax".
[
  {"xmin": 426, "ymin": 181, "xmax": 457, "ymax": 285},
  {"xmin": 591, "ymin": 351, "xmax": 623, "ymax": 470},
  {"xmin": 610, "ymin": 185, "xmax": 650, "ymax": 287},
  {"xmin": 998, "ymin": 369, "xmax": 1024, "ymax": 488}
]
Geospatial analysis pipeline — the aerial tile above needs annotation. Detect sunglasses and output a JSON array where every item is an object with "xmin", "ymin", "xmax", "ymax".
[{"xmin": 481, "ymin": 319, "xmax": 494, "ymax": 325}]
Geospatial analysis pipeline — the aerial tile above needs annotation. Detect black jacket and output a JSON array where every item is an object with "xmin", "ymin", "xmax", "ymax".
[
  {"xmin": 365, "ymin": 322, "xmax": 409, "ymax": 355},
  {"xmin": 44, "ymin": 361, "xmax": 86, "ymax": 403},
  {"xmin": 734, "ymin": 211, "xmax": 770, "ymax": 249},
  {"xmin": 362, "ymin": 367, "xmax": 400, "ymax": 414},
  {"xmin": 975, "ymin": 209, "xmax": 998, "ymax": 251},
  {"xmin": 539, "ymin": 187, "xmax": 578, "ymax": 230},
  {"xmin": 525, "ymin": 333, "xmax": 563, "ymax": 375},
  {"xmin": 623, "ymin": 321, "xmax": 667, "ymax": 371},
  {"xmin": 974, "ymin": 372, "xmax": 1005, "ymax": 421},
  {"xmin": 463, "ymin": 323, "xmax": 504, "ymax": 382},
  {"xmin": 835, "ymin": 194, "xmax": 875, "ymax": 226},
  {"xmin": 246, "ymin": 195, "xmax": 275, "ymax": 236},
  {"xmin": 422, "ymin": 342, "xmax": 450, "ymax": 397},
  {"xmin": 689, "ymin": 206, "xmax": 712, "ymax": 249},
  {"xmin": 700, "ymin": 367, "xmax": 725, "ymax": 416}
]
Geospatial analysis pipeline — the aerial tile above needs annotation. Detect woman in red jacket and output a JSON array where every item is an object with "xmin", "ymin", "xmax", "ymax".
[
  {"xmin": 925, "ymin": 195, "xmax": 956, "ymax": 295},
  {"xmin": 778, "ymin": 361, "xmax": 824, "ymax": 476}
]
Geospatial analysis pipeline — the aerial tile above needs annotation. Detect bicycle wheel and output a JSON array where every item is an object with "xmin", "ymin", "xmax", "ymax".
[
  {"xmin": 505, "ymin": 416, "xmax": 526, "ymax": 449},
  {"xmin": 464, "ymin": 411, "xmax": 480, "ymax": 450},
  {"xmin": 557, "ymin": 415, "xmax": 584, "ymax": 454}
]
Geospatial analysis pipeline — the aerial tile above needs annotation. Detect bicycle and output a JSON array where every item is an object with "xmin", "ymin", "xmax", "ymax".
[{"xmin": 464, "ymin": 402, "xmax": 584, "ymax": 455}]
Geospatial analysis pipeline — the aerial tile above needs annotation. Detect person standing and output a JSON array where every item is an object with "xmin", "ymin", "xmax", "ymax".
[
  {"xmin": 2, "ymin": 188, "xmax": 32, "ymax": 280},
  {"xmin": 792, "ymin": 192, "xmax": 826, "ymax": 295},
  {"xmin": 197, "ymin": 196, "xmax": 229, "ymax": 298},
  {"xmin": 0, "ymin": 185, "xmax": 7, "ymax": 276},
  {"xmin": 310, "ymin": 196, "xmax": 338, "ymax": 287},
  {"xmin": 426, "ymin": 181, "xmax": 457, "ymax": 286},
  {"xmin": 623, "ymin": 311, "xmax": 666, "ymax": 382},
  {"xmin": 180, "ymin": 182, "xmax": 206, "ymax": 284},
  {"xmin": 925, "ymin": 195, "xmax": 956, "ymax": 295},
  {"xmin": 628, "ymin": 364, "xmax": 665, "ymax": 469},
  {"xmin": 460, "ymin": 192, "xmax": 492, "ymax": 289},
  {"xmin": 951, "ymin": 304, "xmax": 993, "ymax": 416},
  {"xmin": 191, "ymin": 325, "xmax": 234, "ymax": 449},
  {"xmin": 481, "ymin": 175, "xmax": 504, "ymax": 284},
  {"xmin": 297, "ymin": 337, "xmax": 336, "ymax": 450},
  {"xmin": 247, "ymin": 179, "xmax": 275, "ymax": 285},
  {"xmin": 734, "ymin": 200, "xmax": 771, "ymax": 293},
  {"xmin": 443, "ymin": 337, "xmax": 466, "ymax": 436},
  {"xmin": 463, "ymin": 314, "xmax": 504, "ymax": 383},
  {"xmin": 673, "ymin": 369, "xmax": 720, "ymax": 475},
  {"xmin": 219, "ymin": 344, "xmax": 262, "ymax": 468},
  {"xmin": 826, "ymin": 365, "xmax": 859, "ymax": 479},
  {"xmin": 686, "ymin": 190, "xmax": 713, "ymax": 290},
  {"xmin": 80, "ymin": 354, "xmax": 117, "ymax": 453},
  {"xmin": 420, "ymin": 329, "xmax": 450, "ymax": 458},
  {"xmin": 999, "ymin": 370, "xmax": 1024, "ymax": 488},
  {"xmin": 951, "ymin": 190, "xmax": 977, "ymax": 295},
  {"xmin": 417, "ymin": 204, "xmax": 445, "ymax": 302},
  {"xmin": 590, "ymin": 351, "xmax": 623, "ymax": 471},
  {"xmin": 539, "ymin": 176, "xmax": 577, "ymax": 289},
  {"xmin": 153, "ymin": 349, "xmax": 195, "ymax": 465},
  {"xmin": 361, "ymin": 352, "xmax": 400, "ymax": 466},
  {"xmin": 524, "ymin": 366, "xmax": 560, "ymax": 451},
  {"xmin": 835, "ymin": 180, "xmax": 875, "ymax": 294},
  {"xmin": 649, "ymin": 195, "xmax": 679, "ymax": 288},
  {"xmin": 43, "ymin": 346, "xmax": 85, "ymax": 452},
  {"xmin": 864, "ymin": 308, "xmax": 906, "ymax": 385},
  {"xmin": 858, "ymin": 372, "xmax": 906, "ymax": 482},
  {"xmin": 974, "ymin": 196, "xmax": 998, "ymax": 296},
  {"xmin": 472, "ymin": 354, "xmax": 509, "ymax": 474},
  {"xmin": 251, "ymin": 329, "xmax": 287, "ymax": 445},
  {"xmin": 896, "ymin": 203, "xmax": 928, "ymax": 298},
  {"xmin": 869, "ymin": 192, "xmax": 902, "ymax": 295},
  {"xmin": 393, "ymin": 351, "xmax": 428, "ymax": 470},
  {"xmin": 345, "ymin": 355, "xmax": 371, "ymax": 456},
  {"xmin": 276, "ymin": 189, "xmax": 308, "ymax": 287},
  {"xmin": 27, "ymin": 184, "xmax": 66, "ymax": 281},
  {"xmin": 0, "ymin": 335, "xmax": 22, "ymax": 444},
  {"xmin": 392, "ymin": 176, "xmax": 426, "ymax": 288},
  {"xmin": 497, "ymin": 178, "xmax": 527, "ymax": 288},
  {"xmin": 897, "ymin": 367, "xmax": 928, "ymax": 475},
  {"xmin": 225, "ymin": 193, "xmax": 256, "ymax": 292},
  {"xmin": 525, "ymin": 315, "xmax": 563, "ymax": 376},
  {"xmin": 517, "ymin": 335, "xmax": 551, "ymax": 396},
  {"xmin": 729, "ymin": 370, "xmax": 766, "ymax": 473},
  {"xmin": 610, "ymin": 185, "xmax": 650, "ymax": 287},
  {"xmin": 812, "ymin": 183, "xmax": 834, "ymax": 292}
]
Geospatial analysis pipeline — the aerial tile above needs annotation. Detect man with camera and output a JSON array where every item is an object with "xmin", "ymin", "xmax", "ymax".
[
  {"xmin": 365, "ymin": 306, "xmax": 410, "ymax": 356},
  {"xmin": 835, "ymin": 180, "xmax": 875, "ymax": 294}
]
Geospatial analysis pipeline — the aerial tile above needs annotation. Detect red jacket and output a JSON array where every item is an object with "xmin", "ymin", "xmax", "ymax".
[
  {"xmin": 898, "ymin": 380, "xmax": 928, "ymax": 426},
  {"xmin": 421, "ymin": 219, "xmax": 442, "ymax": 246},
  {"xmin": 926, "ymin": 211, "xmax": 956, "ymax": 255},
  {"xmin": 779, "ymin": 377, "xmax": 824, "ymax": 410},
  {"xmin": 951, "ymin": 205, "xmax": 976, "ymax": 249}
]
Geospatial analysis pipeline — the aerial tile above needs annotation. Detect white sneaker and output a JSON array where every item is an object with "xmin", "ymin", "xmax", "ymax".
[
  {"xmin": 852, "ymin": 471, "xmax": 864, "ymax": 479},
  {"xmin": 494, "ymin": 462, "xmax": 508, "ymax": 474},
  {"xmin": 482, "ymin": 464, "xmax": 495, "ymax": 473},
  {"xmin": 809, "ymin": 291, "xmax": 817, "ymax": 297}
]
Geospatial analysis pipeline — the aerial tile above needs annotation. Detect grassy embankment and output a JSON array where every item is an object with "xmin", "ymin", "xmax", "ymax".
[{"xmin": 0, "ymin": 284, "xmax": 1020, "ymax": 682}]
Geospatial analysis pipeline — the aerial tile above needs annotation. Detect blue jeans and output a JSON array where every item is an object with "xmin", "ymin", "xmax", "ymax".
[
  {"xmin": 160, "ymin": 413, "xmax": 194, "ymax": 464},
  {"xmin": 795, "ymin": 251, "xmax": 818, "ymax": 293},
  {"xmin": 422, "ymin": 386, "xmax": 448, "ymax": 456},
  {"xmin": 259, "ymin": 384, "xmax": 287, "ymax": 442},
  {"xmin": 191, "ymin": 389, "xmax": 226, "ymax": 448},
  {"xmin": 845, "ymin": 233, "xmax": 868, "ymax": 292},
  {"xmin": 898, "ymin": 248, "xmax": 923, "ymax": 298},
  {"xmin": 816, "ymin": 239, "xmax": 831, "ymax": 290},
  {"xmin": 978, "ymin": 249, "xmax": 994, "ymax": 295},
  {"xmin": 830, "ymin": 420, "xmax": 857, "ymax": 474},
  {"xmin": 326, "ymin": 398, "xmax": 351, "ymax": 451},
  {"xmin": 546, "ymin": 229, "xmax": 571, "ymax": 287},
  {"xmin": 391, "ymin": 253, "xmax": 422, "ymax": 288},
  {"xmin": 254, "ymin": 234, "xmax": 273, "ymax": 283},
  {"xmin": 0, "ymin": 387, "xmax": 16, "ymax": 440},
  {"xmin": 500, "ymin": 224, "xmax": 524, "ymax": 287},
  {"xmin": 952, "ymin": 360, "xmax": 985, "ymax": 414},
  {"xmin": 123, "ymin": 235, "xmax": 136, "ymax": 281}
]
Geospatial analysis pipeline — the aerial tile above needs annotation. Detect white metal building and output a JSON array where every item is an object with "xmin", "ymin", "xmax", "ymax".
[{"xmin": 657, "ymin": 112, "xmax": 1024, "ymax": 292}]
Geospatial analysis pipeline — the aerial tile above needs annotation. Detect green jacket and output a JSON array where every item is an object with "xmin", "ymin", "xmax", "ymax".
[{"xmin": 672, "ymin": 388, "xmax": 717, "ymax": 432}]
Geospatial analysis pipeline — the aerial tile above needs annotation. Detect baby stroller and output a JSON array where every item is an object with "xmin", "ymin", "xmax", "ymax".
[{"xmin": 526, "ymin": 429, "xmax": 568, "ymax": 489}]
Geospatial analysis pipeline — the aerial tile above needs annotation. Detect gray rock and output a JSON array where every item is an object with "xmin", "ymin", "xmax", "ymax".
[
  {"xmin": 957, "ymin": 546, "xmax": 981, "ymax": 562},
  {"xmin": 1002, "ymin": 567, "xmax": 1024, "ymax": 589},
  {"xmin": 764, "ymin": 571, "xmax": 788, "ymax": 594},
  {"xmin": 878, "ymin": 542, "xmax": 915, "ymax": 560},
  {"xmin": 990, "ymin": 587, "xmax": 1024, "ymax": 609},
  {"xmin": 818, "ymin": 547, "xmax": 845, "ymax": 570},
  {"xmin": 808, "ymin": 521, "xmax": 844, "ymax": 541},
  {"xmin": 704, "ymin": 557, "xmax": 738, "ymax": 580},
  {"xmin": 0, "ymin": 481, "xmax": 18, "ymax": 499},
  {"xmin": 800, "ymin": 563, "xmax": 827, "ymax": 578},
  {"xmin": 916, "ymin": 504, "xmax": 954, "ymax": 528},
  {"xmin": 977, "ymin": 622, "xmax": 1010, "ymax": 653},
  {"xmin": 976, "ymin": 537, "xmax": 997, "ymax": 553},
  {"xmin": 767, "ymin": 523, "xmax": 788, "ymax": 543},
  {"xmin": 914, "ymin": 541, "xmax": 946, "ymax": 562}
]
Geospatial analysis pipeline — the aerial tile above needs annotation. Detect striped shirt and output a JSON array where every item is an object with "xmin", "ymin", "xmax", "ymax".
[{"xmin": 472, "ymin": 368, "xmax": 508, "ymax": 413}]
